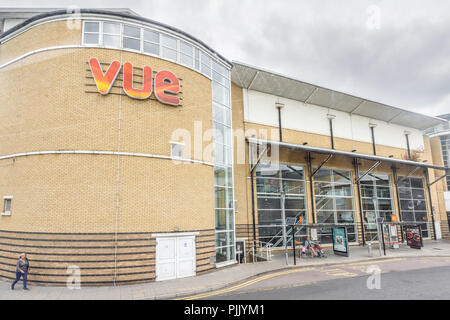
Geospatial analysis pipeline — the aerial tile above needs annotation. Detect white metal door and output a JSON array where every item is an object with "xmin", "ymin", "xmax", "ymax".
[
  {"xmin": 156, "ymin": 237, "xmax": 177, "ymax": 281},
  {"xmin": 176, "ymin": 236, "xmax": 196, "ymax": 278},
  {"xmin": 156, "ymin": 236, "xmax": 196, "ymax": 281}
]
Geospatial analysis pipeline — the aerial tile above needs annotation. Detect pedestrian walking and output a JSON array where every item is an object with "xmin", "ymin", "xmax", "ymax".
[{"xmin": 11, "ymin": 253, "xmax": 30, "ymax": 290}]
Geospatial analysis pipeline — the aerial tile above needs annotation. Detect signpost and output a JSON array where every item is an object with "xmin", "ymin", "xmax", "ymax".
[
  {"xmin": 332, "ymin": 227, "xmax": 349, "ymax": 257},
  {"xmin": 285, "ymin": 217, "xmax": 298, "ymax": 265}
]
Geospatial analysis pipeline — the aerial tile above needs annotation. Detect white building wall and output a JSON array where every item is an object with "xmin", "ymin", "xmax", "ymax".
[
  {"xmin": 445, "ymin": 192, "xmax": 450, "ymax": 212},
  {"xmin": 244, "ymin": 89, "xmax": 425, "ymax": 151}
]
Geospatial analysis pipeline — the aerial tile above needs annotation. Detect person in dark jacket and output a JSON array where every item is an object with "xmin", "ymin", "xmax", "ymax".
[{"xmin": 11, "ymin": 253, "xmax": 30, "ymax": 290}]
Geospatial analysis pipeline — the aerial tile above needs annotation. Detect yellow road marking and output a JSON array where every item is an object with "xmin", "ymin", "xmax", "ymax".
[
  {"xmin": 176, "ymin": 267, "xmax": 316, "ymax": 300},
  {"xmin": 218, "ymin": 281, "xmax": 318, "ymax": 297},
  {"xmin": 346, "ymin": 258, "xmax": 404, "ymax": 266},
  {"xmin": 320, "ymin": 268, "xmax": 358, "ymax": 277}
]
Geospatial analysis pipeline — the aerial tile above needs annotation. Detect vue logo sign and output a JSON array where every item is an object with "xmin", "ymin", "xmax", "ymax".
[{"xmin": 89, "ymin": 58, "xmax": 181, "ymax": 106}]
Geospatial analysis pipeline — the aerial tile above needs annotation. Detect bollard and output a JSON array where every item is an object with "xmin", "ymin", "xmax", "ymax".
[{"xmin": 368, "ymin": 242, "xmax": 373, "ymax": 257}]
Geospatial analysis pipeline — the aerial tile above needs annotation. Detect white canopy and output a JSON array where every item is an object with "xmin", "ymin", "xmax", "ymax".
[{"xmin": 231, "ymin": 61, "xmax": 446, "ymax": 131}]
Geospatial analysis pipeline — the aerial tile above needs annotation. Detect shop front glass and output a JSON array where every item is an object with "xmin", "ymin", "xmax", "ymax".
[
  {"xmin": 313, "ymin": 168, "xmax": 357, "ymax": 243},
  {"xmin": 360, "ymin": 174, "xmax": 395, "ymax": 241},
  {"xmin": 256, "ymin": 163, "xmax": 307, "ymax": 247},
  {"xmin": 398, "ymin": 176, "xmax": 429, "ymax": 238}
]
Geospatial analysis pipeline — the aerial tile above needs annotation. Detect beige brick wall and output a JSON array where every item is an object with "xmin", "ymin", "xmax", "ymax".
[
  {"xmin": 231, "ymin": 84, "xmax": 447, "ymax": 243},
  {"xmin": 0, "ymin": 21, "xmax": 218, "ymax": 284},
  {"xmin": 0, "ymin": 20, "xmax": 82, "ymax": 65}
]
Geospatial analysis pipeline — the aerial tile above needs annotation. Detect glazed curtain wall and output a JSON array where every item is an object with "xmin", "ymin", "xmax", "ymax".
[
  {"xmin": 313, "ymin": 168, "xmax": 357, "ymax": 243},
  {"xmin": 360, "ymin": 174, "xmax": 395, "ymax": 241},
  {"xmin": 256, "ymin": 163, "xmax": 307, "ymax": 247},
  {"xmin": 212, "ymin": 61, "xmax": 235, "ymax": 264},
  {"xmin": 398, "ymin": 176, "xmax": 430, "ymax": 238}
]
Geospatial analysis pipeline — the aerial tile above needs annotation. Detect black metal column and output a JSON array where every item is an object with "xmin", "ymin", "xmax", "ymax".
[
  {"xmin": 353, "ymin": 158, "xmax": 366, "ymax": 246},
  {"xmin": 405, "ymin": 134, "xmax": 411, "ymax": 160},
  {"xmin": 370, "ymin": 126, "xmax": 376, "ymax": 155},
  {"xmin": 424, "ymin": 169, "xmax": 437, "ymax": 240},
  {"xmin": 307, "ymin": 153, "xmax": 316, "ymax": 224},
  {"xmin": 329, "ymin": 118, "xmax": 335, "ymax": 149},
  {"xmin": 392, "ymin": 165, "xmax": 404, "ymax": 242},
  {"xmin": 277, "ymin": 105, "xmax": 283, "ymax": 142}
]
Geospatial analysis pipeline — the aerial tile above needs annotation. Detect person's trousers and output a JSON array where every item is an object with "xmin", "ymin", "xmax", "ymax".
[{"xmin": 12, "ymin": 271, "xmax": 27, "ymax": 289}]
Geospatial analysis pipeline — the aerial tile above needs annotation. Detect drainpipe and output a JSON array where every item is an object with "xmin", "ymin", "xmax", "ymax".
[
  {"xmin": 369, "ymin": 122, "xmax": 377, "ymax": 155},
  {"xmin": 275, "ymin": 102, "xmax": 284, "ymax": 142},
  {"xmin": 404, "ymin": 131, "xmax": 411, "ymax": 160},
  {"xmin": 327, "ymin": 114, "xmax": 336, "ymax": 149}
]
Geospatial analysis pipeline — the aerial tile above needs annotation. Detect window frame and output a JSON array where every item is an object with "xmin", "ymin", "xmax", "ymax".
[
  {"xmin": 81, "ymin": 20, "xmax": 230, "ymax": 81},
  {"xmin": 2, "ymin": 196, "xmax": 12, "ymax": 216},
  {"xmin": 170, "ymin": 141, "xmax": 184, "ymax": 159}
]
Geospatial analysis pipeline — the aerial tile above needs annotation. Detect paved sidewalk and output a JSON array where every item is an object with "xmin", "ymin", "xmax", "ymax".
[{"xmin": 1, "ymin": 239, "xmax": 450, "ymax": 300}]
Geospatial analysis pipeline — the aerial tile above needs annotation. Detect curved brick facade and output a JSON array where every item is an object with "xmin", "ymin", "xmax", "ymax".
[{"xmin": 0, "ymin": 15, "xmax": 222, "ymax": 285}]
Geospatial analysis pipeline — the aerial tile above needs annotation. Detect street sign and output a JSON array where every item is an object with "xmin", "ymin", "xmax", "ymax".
[
  {"xmin": 285, "ymin": 217, "xmax": 297, "ymax": 225},
  {"xmin": 310, "ymin": 227, "xmax": 318, "ymax": 241}
]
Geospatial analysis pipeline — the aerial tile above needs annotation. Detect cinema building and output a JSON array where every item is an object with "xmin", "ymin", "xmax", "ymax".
[{"xmin": 0, "ymin": 9, "xmax": 448, "ymax": 285}]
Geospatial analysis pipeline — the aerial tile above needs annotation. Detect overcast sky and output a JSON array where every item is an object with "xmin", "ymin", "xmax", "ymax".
[{"xmin": 2, "ymin": 0, "xmax": 450, "ymax": 117}]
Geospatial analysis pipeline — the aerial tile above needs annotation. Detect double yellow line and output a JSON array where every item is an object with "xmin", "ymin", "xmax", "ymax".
[{"xmin": 177, "ymin": 267, "xmax": 316, "ymax": 300}]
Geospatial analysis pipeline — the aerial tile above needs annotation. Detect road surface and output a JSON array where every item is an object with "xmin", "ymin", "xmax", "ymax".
[{"xmin": 180, "ymin": 257, "xmax": 450, "ymax": 300}]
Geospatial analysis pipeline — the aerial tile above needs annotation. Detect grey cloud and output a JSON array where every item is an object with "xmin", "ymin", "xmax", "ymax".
[{"xmin": 2, "ymin": 0, "xmax": 450, "ymax": 115}]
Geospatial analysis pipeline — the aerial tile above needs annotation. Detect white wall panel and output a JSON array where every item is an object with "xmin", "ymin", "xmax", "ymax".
[{"xmin": 244, "ymin": 89, "xmax": 425, "ymax": 151}]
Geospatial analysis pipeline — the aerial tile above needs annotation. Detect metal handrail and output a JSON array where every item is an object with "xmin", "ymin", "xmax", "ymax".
[{"xmin": 245, "ymin": 239, "xmax": 273, "ymax": 262}]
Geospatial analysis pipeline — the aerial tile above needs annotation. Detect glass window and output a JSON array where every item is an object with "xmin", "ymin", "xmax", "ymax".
[
  {"xmin": 213, "ymin": 82, "xmax": 229, "ymax": 106},
  {"xmin": 143, "ymin": 29, "xmax": 159, "ymax": 55},
  {"xmin": 144, "ymin": 29, "xmax": 159, "ymax": 43},
  {"xmin": 194, "ymin": 48, "xmax": 200, "ymax": 70},
  {"xmin": 3, "ymin": 198, "xmax": 11, "ymax": 213},
  {"xmin": 360, "ymin": 174, "xmax": 394, "ymax": 241},
  {"xmin": 161, "ymin": 34, "xmax": 177, "ymax": 60},
  {"xmin": 214, "ymin": 166, "xmax": 233, "ymax": 188},
  {"xmin": 180, "ymin": 41, "xmax": 193, "ymax": 67},
  {"xmin": 103, "ymin": 22, "xmax": 121, "ymax": 48},
  {"xmin": 84, "ymin": 21, "xmax": 99, "ymax": 33},
  {"xmin": 123, "ymin": 37, "xmax": 140, "ymax": 50},
  {"xmin": 104, "ymin": 34, "xmax": 120, "ymax": 48},
  {"xmin": 256, "ymin": 162, "xmax": 307, "ymax": 247},
  {"xmin": 122, "ymin": 24, "xmax": 141, "ymax": 51},
  {"xmin": 103, "ymin": 22, "xmax": 120, "ymax": 34},
  {"xmin": 123, "ymin": 24, "xmax": 140, "ymax": 38},
  {"xmin": 170, "ymin": 143, "xmax": 183, "ymax": 159},
  {"xmin": 83, "ymin": 21, "xmax": 100, "ymax": 44},
  {"xmin": 313, "ymin": 168, "xmax": 356, "ymax": 243},
  {"xmin": 144, "ymin": 42, "xmax": 159, "ymax": 55},
  {"xmin": 398, "ymin": 176, "xmax": 430, "ymax": 238},
  {"xmin": 200, "ymin": 51, "xmax": 211, "ymax": 77},
  {"xmin": 84, "ymin": 33, "xmax": 99, "ymax": 44},
  {"xmin": 162, "ymin": 46, "xmax": 177, "ymax": 60}
]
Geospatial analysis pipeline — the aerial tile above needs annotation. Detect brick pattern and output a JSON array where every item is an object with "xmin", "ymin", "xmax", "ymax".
[
  {"xmin": 230, "ymin": 85, "xmax": 450, "ymax": 243},
  {"xmin": 0, "ymin": 20, "xmax": 82, "ymax": 65},
  {"xmin": 0, "ymin": 21, "xmax": 217, "ymax": 284},
  {"xmin": 0, "ymin": 229, "xmax": 215, "ymax": 286}
]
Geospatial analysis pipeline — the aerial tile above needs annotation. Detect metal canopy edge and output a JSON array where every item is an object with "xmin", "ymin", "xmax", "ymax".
[
  {"xmin": 232, "ymin": 61, "xmax": 447, "ymax": 130},
  {"xmin": 247, "ymin": 137, "xmax": 449, "ymax": 172}
]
